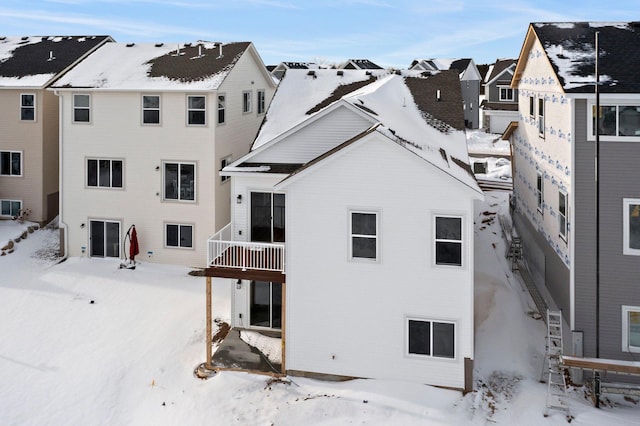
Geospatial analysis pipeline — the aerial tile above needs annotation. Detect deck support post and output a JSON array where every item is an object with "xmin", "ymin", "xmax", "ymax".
[
  {"xmin": 281, "ymin": 282, "xmax": 286, "ymax": 374},
  {"xmin": 205, "ymin": 276, "xmax": 214, "ymax": 370}
]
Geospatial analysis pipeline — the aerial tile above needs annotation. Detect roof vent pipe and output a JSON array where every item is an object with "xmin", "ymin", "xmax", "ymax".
[
  {"xmin": 48, "ymin": 51, "xmax": 55, "ymax": 61},
  {"xmin": 199, "ymin": 44, "xmax": 202, "ymax": 57},
  {"xmin": 436, "ymin": 89, "xmax": 441, "ymax": 101},
  {"xmin": 217, "ymin": 43, "xmax": 223, "ymax": 59}
]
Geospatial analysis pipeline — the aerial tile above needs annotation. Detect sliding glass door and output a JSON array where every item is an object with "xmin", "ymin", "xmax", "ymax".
[
  {"xmin": 250, "ymin": 192, "xmax": 285, "ymax": 243},
  {"xmin": 249, "ymin": 281, "xmax": 282, "ymax": 329}
]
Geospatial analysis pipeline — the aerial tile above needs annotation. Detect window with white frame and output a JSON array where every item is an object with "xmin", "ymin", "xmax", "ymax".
[
  {"xmin": 536, "ymin": 172, "xmax": 544, "ymax": 213},
  {"xmin": 499, "ymin": 86, "xmax": 514, "ymax": 101},
  {"xmin": 87, "ymin": 159, "xmax": 123, "ymax": 188},
  {"xmin": 0, "ymin": 151, "xmax": 21, "ymax": 176},
  {"xmin": 257, "ymin": 90, "xmax": 265, "ymax": 114},
  {"xmin": 20, "ymin": 94, "xmax": 35, "ymax": 121},
  {"xmin": 73, "ymin": 94, "xmax": 90, "ymax": 123},
  {"xmin": 350, "ymin": 211, "xmax": 378, "ymax": 261},
  {"xmin": 529, "ymin": 96, "xmax": 535, "ymax": 117},
  {"xmin": 559, "ymin": 191, "xmax": 567, "ymax": 241},
  {"xmin": 243, "ymin": 90, "xmax": 252, "ymax": 113},
  {"xmin": 165, "ymin": 223, "xmax": 193, "ymax": 248},
  {"xmin": 217, "ymin": 94, "xmax": 226, "ymax": 124},
  {"xmin": 407, "ymin": 318, "xmax": 455, "ymax": 359},
  {"xmin": 538, "ymin": 98, "xmax": 545, "ymax": 137},
  {"xmin": 622, "ymin": 305, "xmax": 640, "ymax": 353},
  {"xmin": 164, "ymin": 162, "xmax": 195, "ymax": 201},
  {"xmin": 623, "ymin": 198, "xmax": 640, "ymax": 255},
  {"xmin": 187, "ymin": 95, "xmax": 206, "ymax": 125},
  {"xmin": 220, "ymin": 155, "xmax": 232, "ymax": 183},
  {"xmin": 435, "ymin": 215, "xmax": 462, "ymax": 266},
  {"xmin": 592, "ymin": 104, "xmax": 640, "ymax": 137},
  {"xmin": 142, "ymin": 95, "xmax": 160, "ymax": 124},
  {"xmin": 0, "ymin": 199, "xmax": 21, "ymax": 217}
]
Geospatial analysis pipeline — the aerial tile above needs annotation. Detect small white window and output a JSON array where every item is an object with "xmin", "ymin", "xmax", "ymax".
[
  {"xmin": 0, "ymin": 151, "xmax": 22, "ymax": 176},
  {"xmin": 622, "ymin": 305, "xmax": 640, "ymax": 353},
  {"xmin": 20, "ymin": 94, "xmax": 35, "ymax": 121},
  {"xmin": 0, "ymin": 199, "xmax": 21, "ymax": 217},
  {"xmin": 623, "ymin": 198, "xmax": 640, "ymax": 255},
  {"xmin": 220, "ymin": 155, "xmax": 232, "ymax": 183},
  {"xmin": 559, "ymin": 191, "xmax": 567, "ymax": 241},
  {"xmin": 243, "ymin": 91, "xmax": 252, "ymax": 113},
  {"xmin": 407, "ymin": 318, "xmax": 455, "ymax": 359},
  {"xmin": 73, "ymin": 94, "xmax": 91, "ymax": 123},
  {"xmin": 536, "ymin": 172, "xmax": 544, "ymax": 213},
  {"xmin": 350, "ymin": 211, "xmax": 378, "ymax": 261},
  {"xmin": 499, "ymin": 86, "xmax": 514, "ymax": 101},
  {"xmin": 529, "ymin": 96, "xmax": 535, "ymax": 117},
  {"xmin": 538, "ymin": 98, "xmax": 545, "ymax": 137},
  {"xmin": 217, "ymin": 94, "xmax": 226, "ymax": 124},
  {"xmin": 434, "ymin": 215, "xmax": 462, "ymax": 266},
  {"xmin": 166, "ymin": 223, "xmax": 194, "ymax": 248},
  {"xmin": 257, "ymin": 90, "xmax": 265, "ymax": 114},
  {"xmin": 142, "ymin": 95, "xmax": 160, "ymax": 124},
  {"xmin": 187, "ymin": 95, "xmax": 206, "ymax": 125}
]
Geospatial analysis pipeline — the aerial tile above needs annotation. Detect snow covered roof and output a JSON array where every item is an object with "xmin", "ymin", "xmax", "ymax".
[
  {"xmin": 229, "ymin": 69, "xmax": 479, "ymax": 193},
  {"xmin": 52, "ymin": 41, "xmax": 253, "ymax": 91},
  {"xmin": 0, "ymin": 36, "xmax": 112, "ymax": 88},
  {"xmin": 340, "ymin": 59, "xmax": 383, "ymax": 70},
  {"xmin": 515, "ymin": 22, "xmax": 640, "ymax": 93}
]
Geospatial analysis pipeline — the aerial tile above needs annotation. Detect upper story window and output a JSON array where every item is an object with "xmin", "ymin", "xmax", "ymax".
[
  {"xmin": 538, "ymin": 98, "xmax": 545, "ymax": 137},
  {"xmin": 0, "ymin": 151, "xmax": 21, "ymax": 176},
  {"xmin": 164, "ymin": 161, "xmax": 195, "ymax": 201},
  {"xmin": 622, "ymin": 305, "xmax": 640, "ymax": 353},
  {"xmin": 407, "ymin": 318, "xmax": 455, "ymax": 359},
  {"xmin": 220, "ymin": 155, "xmax": 232, "ymax": 183},
  {"xmin": 499, "ymin": 86, "xmax": 514, "ymax": 101},
  {"xmin": 434, "ymin": 215, "xmax": 462, "ymax": 266},
  {"xmin": 592, "ymin": 104, "xmax": 640, "ymax": 138},
  {"xmin": 217, "ymin": 94, "xmax": 226, "ymax": 124},
  {"xmin": 536, "ymin": 172, "xmax": 544, "ymax": 213},
  {"xmin": 257, "ymin": 90, "xmax": 266, "ymax": 115},
  {"xmin": 243, "ymin": 90, "xmax": 252, "ymax": 114},
  {"xmin": 87, "ymin": 158, "xmax": 123, "ymax": 188},
  {"xmin": 0, "ymin": 199, "xmax": 21, "ymax": 218},
  {"xmin": 350, "ymin": 211, "xmax": 378, "ymax": 261},
  {"xmin": 187, "ymin": 95, "xmax": 206, "ymax": 125},
  {"xmin": 623, "ymin": 198, "xmax": 640, "ymax": 256},
  {"xmin": 20, "ymin": 94, "xmax": 35, "ymax": 121},
  {"xmin": 142, "ymin": 95, "xmax": 160, "ymax": 125},
  {"xmin": 73, "ymin": 94, "xmax": 91, "ymax": 123},
  {"xmin": 559, "ymin": 191, "xmax": 567, "ymax": 241},
  {"xmin": 529, "ymin": 96, "xmax": 535, "ymax": 116}
]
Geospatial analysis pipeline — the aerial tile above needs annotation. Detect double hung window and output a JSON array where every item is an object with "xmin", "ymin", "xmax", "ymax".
[
  {"xmin": 21, "ymin": 94, "xmax": 35, "ymax": 121},
  {"xmin": 187, "ymin": 95, "xmax": 206, "ymax": 125},
  {"xmin": 73, "ymin": 94, "xmax": 90, "ymax": 123},
  {"xmin": 350, "ymin": 211, "xmax": 378, "ymax": 261},
  {"xmin": 435, "ymin": 216, "xmax": 462, "ymax": 266},
  {"xmin": 142, "ymin": 95, "xmax": 160, "ymax": 124}
]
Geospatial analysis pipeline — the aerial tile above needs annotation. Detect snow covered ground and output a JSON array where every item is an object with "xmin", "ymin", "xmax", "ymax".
[{"xmin": 1, "ymin": 132, "xmax": 639, "ymax": 425}]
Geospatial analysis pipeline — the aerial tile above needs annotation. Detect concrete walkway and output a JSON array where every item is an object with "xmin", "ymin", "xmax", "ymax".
[{"xmin": 211, "ymin": 328, "xmax": 282, "ymax": 375}]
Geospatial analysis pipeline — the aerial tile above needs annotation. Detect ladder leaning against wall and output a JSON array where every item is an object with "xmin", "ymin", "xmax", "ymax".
[{"xmin": 543, "ymin": 309, "xmax": 570, "ymax": 419}]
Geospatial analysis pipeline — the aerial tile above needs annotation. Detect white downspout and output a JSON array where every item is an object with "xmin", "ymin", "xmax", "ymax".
[{"xmin": 55, "ymin": 89, "xmax": 68, "ymax": 261}]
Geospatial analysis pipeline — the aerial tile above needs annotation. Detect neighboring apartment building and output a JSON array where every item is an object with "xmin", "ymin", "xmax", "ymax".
[
  {"xmin": 410, "ymin": 58, "xmax": 481, "ymax": 129},
  {"xmin": 0, "ymin": 35, "xmax": 112, "ymax": 225},
  {"xmin": 481, "ymin": 59, "xmax": 518, "ymax": 134},
  {"xmin": 509, "ymin": 22, "xmax": 640, "ymax": 371},
  {"xmin": 52, "ymin": 41, "xmax": 276, "ymax": 267},
  {"xmin": 206, "ymin": 69, "xmax": 482, "ymax": 391}
]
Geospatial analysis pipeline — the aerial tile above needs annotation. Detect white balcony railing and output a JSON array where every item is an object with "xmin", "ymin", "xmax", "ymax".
[{"xmin": 207, "ymin": 223, "xmax": 285, "ymax": 273}]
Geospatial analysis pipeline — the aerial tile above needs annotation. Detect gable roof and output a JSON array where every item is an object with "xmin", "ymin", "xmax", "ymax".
[
  {"xmin": 410, "ymin": 58, "xmax": 480, "ymax": 81},
  {"xmin": 52, "ymin": 41, "xmax": 271, "ymax": 91},
  {"xmin": 485, "ymin": 59, "xmax": 516, "ymax": 85},
  {"xmin": 0, "ymin": 36, "xmax": 112, "ymax": 88},
  {"xmin": 340, "ymin": 59, "xmax": 383, "ymax": 70},
  {"xmin": 513, "ymin": 22, "xmax": 640, "ymax": 93}
]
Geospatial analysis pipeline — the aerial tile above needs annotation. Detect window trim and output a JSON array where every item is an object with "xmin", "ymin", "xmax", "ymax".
[
  {"xmin": 622, "ymin": 305, "xmax": 640, "ymax": 353},
  {"xmin": 589, "ymin": 102, "xmax": 640, "ymax": 141},
  {"xmin": 242, "ymin": 90, "xmax": 252, "ymax": 114},
  {"xmin": 257, "ymin": 89, "xmax": 266, "ymax": 115},
  {"xmin": 217, "ymin": 93, "xmax": 226, "ymax": 125},
  {"xmin": 434, "ymin": 214, "xmax": 463, "ymax": 267},
  {"xmin": 73, "ymin": 93, "xmax": 91, "ymax": 124},
  {"xmin": 349, "ymin": 209, "xmax": 379, "ymax": 262},
  {"xmin": 498, "ymin": 85, "xmax": 514, "ymax": 102},
  {"xmin": 0, "ymin": 150, "xmax": 22, "ymax": 177},
  {"xmin": 86, "ymin": 158, "xmax": 124, "ymax": 189},
  {"xmin": 558, "ymin": 190, "xmax": 568, "ymax": 242},
  {"xmin": 623, "ymin": 198, "xmax": 640, "ymax": 255},
  {"xmin": 0, "ymin": 199, "xmax": 22, "ymax": 218},
  {"xmin": 538, "ymin": 98, "xmax": 545, "ymax": 138},
  {"xmin": 165, "ymin": 222, "xmax": 195, "ymax": 249},
  {"xmin": 220, "ymin": 155, "xmax": 232, "ymax": 183},
  {"xmin": 536, "ymin": 172, "xmax": 544, "ymax": 214},
  {"xmin": 187, "ymin": 95, "xmax": 206, "ymax": 126},
  {"xmin": 141, "ymin": 94, "xmax": 161, "ymax": 125},
  {"xmin": 162, "ymin": 161, "xmax": 197, "ymax": 202},
  {"xmin": 406, "ymin": 317, "xmax": 456, "ymax": 360},
  {"xmin": 20, "ymin": 93, "xmax": 36, "ymax": 121}
]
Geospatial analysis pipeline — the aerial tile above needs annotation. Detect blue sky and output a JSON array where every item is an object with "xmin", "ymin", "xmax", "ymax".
[{"xmin": 1, "ymin": 1, "xmax": 638, "ymax": 67}]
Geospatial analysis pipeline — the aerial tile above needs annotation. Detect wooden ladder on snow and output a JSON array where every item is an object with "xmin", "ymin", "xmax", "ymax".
[{"xmin": 543, "ymin": 310, "xmax": 570, "ymax": 419}]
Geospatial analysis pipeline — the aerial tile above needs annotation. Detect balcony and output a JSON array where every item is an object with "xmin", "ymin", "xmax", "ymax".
[{"xmin": 206, "ymin": 223, "xmax": 286, "ymax": 281}]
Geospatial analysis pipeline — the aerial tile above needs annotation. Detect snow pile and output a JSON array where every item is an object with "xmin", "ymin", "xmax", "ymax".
[{"xmin": 240, "ymin": 330, "xmax": 282, "ymax": 365}]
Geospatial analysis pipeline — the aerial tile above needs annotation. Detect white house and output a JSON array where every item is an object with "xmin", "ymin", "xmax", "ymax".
[
  {"xmin": 206, "ymin": 69, "xmax": 483, "ymax": 391},
  {"xmin": 52, "ymin": 41, "xmax": 276, "ymax": 267}
]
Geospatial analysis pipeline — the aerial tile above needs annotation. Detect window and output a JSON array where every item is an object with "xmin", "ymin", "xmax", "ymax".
[
  {"xmin": 257, "ymin": 90, "xmax": 265, "ymax": 114},
  {"xmin": 251, "ymin": 192, "xmax": 285, "ymax": 243},
  {"xmin": 499, "ymin": 86, "xmax": 514, "ymax": 101},
  {"xmin": 20, "ymin": 94, "xmax": 35, "ymax": 121},
  {"xmin": 0, "ymin": 151, "xmax": 21, "ymax": 176},
  {"xmin": 187, "ymin": 95, "xmax": 206, "ymax": 125},
  {"xmin": 217, "ymin": 94, "xmax": 226, "ymax": 124},
  {"xmin": 142, "ymin": 95, "xmax": 160, "ymax": 124},
  {"xmin": 536, "ymin": 172, "xmax": 544, "ymax": 213},
  {"xmin": 435, "ymin": 216, "xmax": 462, "ymax": 266},
  {"xmin": 87, "ymin": 159, "xmax": 123, "ymax": 188},
  {"xmin": 407, "ymin": 318, "xmax": 455, "ymax": 359},
  {"xmin": 164, "ymin": 162, "xmax": 195, "ymax": 201},
  {"xmin": 90, "ymin": 220, "xmax": 120, "ymax": 257},
  {"xmin": 559, "ymin": 191, "xmax": 567, "ymax": 241},
  {"xmin": 592, "ymin": 104, "xmax": 640, "ymax": 137},
  {"xmin": 529, "ymin": 96, "xmax": 535, "ymax": 116},
  {"xmin": 166, "ymin": 223, "xmax": 193, "ymax": 248},
  {"xmin": 623, "ymin": 198, "xmax": 640, "ymax": 255},
  {"xmin": 243, "ymin": 90, "xmax": 252, "ymax": 113},
  {"xmin": 0, "ymin": 199, "xmax": 21, "ymax": 217},
  {"xmin": 350, "ymin": 211, "xmax": 378, "ymax": 260},
  {"xmin": 622, "ymin": 306, "xmax": 640, "ymax": 353},
  {"xmin": 73, "ymin": 94, "xmax": 90, "ymax": 123},
  {"xmin": 538, "ymin": 98, "xmax": 545, "ymax": 137},
  {"xmin": 220, "ymin": 155, "xmax": 232, "ymax": 183}
]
